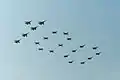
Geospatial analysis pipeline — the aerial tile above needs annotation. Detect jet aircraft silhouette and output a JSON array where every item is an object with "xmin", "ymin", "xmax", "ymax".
[
  {"xmin": 43, "ymin": 37, "xmax": 48, "ymax": 40},
  {"xmin": 58, "ymin": 44, "xmax": 63, "ymax": 47},
  {"xmin": 38, "ymin": 48, "xmax": 43, "ymax": 51},
  {"xmin": 52, "ymin": 31, "xmax": 57, "ymax": 34},
  {"xmin": 22, "ymin": 32, "xmax": 29, "ymax": 37},
  {"xmin": 80, "ymin": 44, "xmax": 86, "ymax": 48},
  {"xmin": 68, "ymin": 60, "xmax": 74, "ymax": 63},
  {"xmin": 72, "ymin": 49, "xmax": 77, "ymax": 52},
  {"xmin": 92, "ymin": 46, "xmax": 98, "ymax": 50},
  {"xmin": 63, "ymin": 32, "xmax": 69, "ymax": 35},
  {"xmin": 80, "ymin": 61, "xmax": 86, "ymax": 64},
  {"xmin": 67, "ymin": 37, "xmax": 72, "ymax": 40},
  {"xmin": 34, "ymin": 41, "xmax": 40, "ymax": 45},
  {"xmin": 64, "ymin": 54, "xmax": 70, "ymax": 58},
  {"xmin": 96, "ymin": 52, "xmax": 101, "ymax": 55},
  {"xmin": 25, "ymin": 20, "xmax": 32, "ymax": 25},
  {"xmin": 38, "ymin": 20, "xmax": 47, "ymax": 25},
  {"xmin": 31, "ymin": 26, "xmax": 39, "ymax": 31},
  {"xmin": 14, "ymin": 39, "xmax": 22, "ymax": 43},
  {"xmin": 88, "ymin": 56, "xmax": 93, "ymax": 60},
  {"xmin": 49, "ymin": 50, "xmax": 54, "ymax": 53}
]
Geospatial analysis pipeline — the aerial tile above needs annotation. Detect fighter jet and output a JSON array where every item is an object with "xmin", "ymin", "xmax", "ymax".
[
  {"xmin": 72, "ymin": 49, "xmax": 77, "ymax": 52},
  {"xmin": 80, "ymin": 61, "xmax": 86, "ymax": 64},
  {"xmin": 67, "ymin": 37, "xmax": 72, "ymax": 40},
  {"xmin": 22, "ymin": 32, "xmax": 29, "ymax": 37},
  {"xmin": 43, "ymin": 37, "xmax": 48, "ymax": 40},
  {"xmin": 30, "ymin": 26, "xmax": 39, "ymax": 31},
  {"xmin": 34, "ymin": 41, "xmax": 40, "ymax": 45},
  {"xmin": 14, "ymin": 39, "xmax": 22, "ymax": 44},
  {"xmin": 25, "ymin": 20, "xmax": 32, "ymax": 25},
  {"xmin": 58, "ymin": 44, "xmax": 63, "ymax": 47},
  {"xmin": 48, "ymin": 49, "xmax": 56, "ymax": 55},
  {"xmin": 96, "ymin": 52, "xmax": 101, "ymax": 55},
  {"xmin": 63, "ymin": 32, "xmax": 69, "ymax": 35},
  {"xmin": 88, "ymin": 56, "xmax": 93, "ymax": 60},
  {"xmin": 64, "ymin": 54, "xmax": 70, "ymax": 58},
  {"xmin": 54, "ymin": 44, "xmax": 64, "ymax": 50},
  {"xmin": 92, "ymin": 46, "xmax": 98, "ymax": 50},
  {"xmin": 38, "ymin": 48, "xmax": 43, "ymax": 51},
  {"xmin": 49, "ymin": 50, "xmax": 54, "ymax": 53},
  {"xmin": 68, "ymin": 60, "xmax": 74, "ymax": 63},
  {"xmin": 52, "ymin": 31, "xmax": 57, "ymax": 34},
  {"xmin": 38, "ymin": 20, "xmax": 47, "ymax": 25},
  {"xmin": 80, "ymin": 44, "xmax": 86, "ymax": 48}
]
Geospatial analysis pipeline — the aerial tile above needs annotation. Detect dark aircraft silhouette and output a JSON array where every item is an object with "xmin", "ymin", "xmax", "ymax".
[
  {"xmin": 88, "ymin": 56, "xmax": 93, "ymax": 60},
  {"xmin": 38, "ymin": 48, "xmax": 43, "ymax": 51},
  {"xmin": 68, "ymin": 60, "xmax": 74, "ymax": 63},
  {"xmin": 52, "ymin": 31, "xmax": 57, "ymax": 34},
  {"xmin": 80, "ymin": 61, "xmax": 86, "ymax": 64},
  {"xmin": 92, "ymin": 46, "xmax": 98, "ymax": 50},
  {"xmin": 64, "ymin": 54, "xmax": 70, "ymax": 58},
  {"xmin": 58, "ymin": 44, "xmax": 63, "ymax": 47},
  {"xmin": 14, "ymin": 39, "xmax": 22, "ymax": 43},
  {"xmin": 72, "ymin": 49, "xmax": 77, "ymax": 52},
  {"xmin": 38, "ymin": 20, "xmax": 47, "ymax": 25},
  {"xmin": 63, "ymin": 32, "xmax": 69, "ymax": 35},
  {"xmin": 30, "ymin": 26, "xmax": 39, "ymax": 31},
  {"xmin": 49, "ymin": 50, "xmax": 54, "ymax": 53},
  {"xmin": 54, "ymin": 44, "xmax": 64, "ymax": 50},
  {"xmin": 25, "ymin": 20, "xmax": 32, "ymax": 25},
  {"xmin": 67, "ymin": 37, "xmax": 72, "ymax": 40},
  {"xmin": 48, "ymin": 49, "xmax": 56, "ymax": 55},
  {"xmin": 96, "ymin": 52, "xmax": 101, "ymax": 55},
  {"xmin": 80, "ymin": 44, "xmax": 86, "ymax": 48},
  {"xmin": 22, "ymin": 32, "xmax": 29, "ymax": 37},
  {"xmin": 49, "ymin": 50, "xmax": 55, "ymax": 54},
  {"xmin": 34, "ymin": 41, "xmax": 40, "ymax": 45},
  {"xmin": 43, "ymin": 37, "xmax": 48, "ymax": 40}
]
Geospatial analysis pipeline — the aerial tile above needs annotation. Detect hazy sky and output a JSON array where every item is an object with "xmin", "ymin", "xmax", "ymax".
[{"xmin": 0, "ymin": 0, "xmax": 120, "ymax": 80}]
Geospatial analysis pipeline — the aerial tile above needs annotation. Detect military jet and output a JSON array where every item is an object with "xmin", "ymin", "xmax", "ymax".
[
  {"xmin": 25, "ymin": 20, "xmax": 32, "ymax": 25},
  {"xmin": 68, "ymin": 60, "xmax": 74, "ymax": 63},
  {"xmin": 38, "ymin": 48, "xmax": 43, "ymax": 51},
  {"xmin": 22, "ymin": 32, "xmax": 29, "ymax": 37},
  {"xmin": 80, "ymin": 44, "xmax": 86, "ymax": 48},
  {"xmin": 58, "ymin": 44, "xmax": 63, "ymax": 47},
  {"xmin": 48, "ymin": 50, "xmax": 54, "ymax": 53},
  {"xmin": 92, "ymin": 46, "xmax": 98, "ymax": 50},
  {"xmin": 30, "ymin": 26, "xmax": 39, "ymax": 31},
  {"xmin": 54, "ymin": 44, "xmax": 64, "ymax": 50},
  {"xmin": 38, "ymin": 20, "xmax": 47, "ymax": 25},
  {"xmin": 64, "ymin": 54, "xmax": 70, "ymax": 58},
  {"xmin": 14, "ymin": 39, "xmax": 22, "ymax": 44},
  {"xmin": 52, "ymin": 31, "xmax": 57, "ymax": 34},
  {"xmin": 72, "ymin": 49, "xmax": 77, "ymax": 52},
  {"xmin": 43, "ymin": 36, "xmax": 48, "ymax": 40},
  {"xmin": 96, "ymin": 52, "xmax": 101, "ymax": 55},
  {"xmin": 88, "ymin": 56, "xmax": 93, "ymax": 60},
  {"xmin": 80, "ymin": 61, "xmax": 86, "ymax": 64},
  {"xmin": 34, "ymin": 41, "xmax": 40, "ymax": 45},
  {"xmin": 63, "ymin": 32, "xmax": 69, "ymax": 35},
  {"xmin": 48, "ymin": 49, "xmax": 56, "ymax": 55},
  {"xmin": 67, "ymin": 37, "xmax": 72, "ymax": 40}
]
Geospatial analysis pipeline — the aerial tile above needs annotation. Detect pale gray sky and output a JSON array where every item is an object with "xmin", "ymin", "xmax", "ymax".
[{"xmin": 0, "ymin": 0, "xmax": 120, "ymax": 80}]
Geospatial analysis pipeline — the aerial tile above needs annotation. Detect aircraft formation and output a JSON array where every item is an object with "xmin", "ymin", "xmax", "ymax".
[
  {"xmin": 14, "ymin": 20, "xmax": 102, "ymax": 65},
  {"xmin": 14, "ymin": 20, "xmax": 46, "ymax": 44}
]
